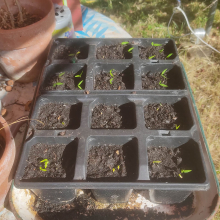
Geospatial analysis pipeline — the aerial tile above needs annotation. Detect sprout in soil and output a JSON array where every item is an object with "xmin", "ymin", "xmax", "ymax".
[
  {"xmin": 166, "ymin": 53, "xmax": 173, "ymax": 58},
  {"xmin": 161, "ymin": 68, "xmax": 168, "ymax": 79},
  {"xmin": 109, "ymin": 69, "xmax": 114, "ymax": 84},
  {"xmin": 40, "ymin": 159, "xmax": 49, "ymax": 172},
  {"xmin": 75, "ymin": 71, "xmax": 83, "ymax": 78},
  {"xmin": 160, "ymin": 103, "xmax": 163, "ymax": 106},
  {"xmin": 153, "ymin": 161, "xmax": 161, "ymax": 164},
  {"xmin": 159, "ymin": 49, "xmax": 164, "ymax": 53},
  {"xmin": 159, "ymin": 81, "xmax": 168, "ymax": 87},
  {"xmin": 175, "ymin": 124, "xmax": 180, "ymax": 130},
  {"xmin": 59, "ymin": 72, "xmax": 65, "ymax": 78},
  {"xmin": 62, "ymin": 121, "xmax": 65, "ymax": 125},
  {"xmin": 128, "ymin": 47, "xmax": 134, "ymax": 53},
  {"xmin": 121, "ymin": 41, "xmax": 129, "ymax": 45},
  {"xmin": 117, "ymin": 165, "xmax": 120, "ymax": 170},
  {"xmin": 149, "ymin": 55, "xmax": 155, "ymax": 59},
  {"xmin": 112, "ymin": 168, "xmax": 115, "ymax": 172},
  {"xmin": 179, "ymin": 169, "xmax": 192, "ymax": 178},
  {"xmin": 151, "ymin": 42, "xmax": 162, "ymax": 46},
  {"xmin": 78, "ymin": 80, "xmax": 83, "ymax": 90},
  {"xmin": 53, "ymin": 82, "xmax": 63, "ymax": 87}
]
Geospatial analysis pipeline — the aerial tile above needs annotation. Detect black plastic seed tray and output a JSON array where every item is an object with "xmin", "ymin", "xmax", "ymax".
[{"xmin": 14, "ymin": 39, "xmax": 210, "ymax": 203}]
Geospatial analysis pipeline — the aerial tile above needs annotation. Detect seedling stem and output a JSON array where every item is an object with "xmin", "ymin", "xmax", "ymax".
[{"xmin": 78, "ymin": 80, "xmax": 83, "ymax": 90}]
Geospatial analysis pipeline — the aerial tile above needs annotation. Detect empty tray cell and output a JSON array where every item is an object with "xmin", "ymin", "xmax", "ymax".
[
  {"xmin": 144, "ymin": 97, "xmax": 193, "ymax": 130},
  {"xmin": 96, "ymin": 41, "xmax": 133, "ymax": 59},
  {"xmin": 42, "ymin": 64, "xmax": 87, "ymax": 91},
  {"xmin": 139, "ymin": 39, "xmax": 177, "ymax": 60},
  {"xmin": 34, "ymin": 96, "xmax": 82, "ymax": 130},
  {"xmin": 94, "ymin": 64, "xmax": 134, "ymax": 90},
  {"xmin": 141, "ymin": 65, "xmax": 185, "ymax": 90},
  {"xmin": 146, "ymin": 136, "xmax": 207, "ymax": 183},
  {"xmin": 90, "ymin": 97, "xmax": 136, "ymax": 129},
  {"xmin": 86, "ymin": 136, "xmax": 138, "ymax": 181},
  {"xmin": 52, "ymin": 41, "xmax": 89, "ymax": 61},
  {"xmin": 21, "ymin": 137, "xmax": 78, "ymax": 182}
]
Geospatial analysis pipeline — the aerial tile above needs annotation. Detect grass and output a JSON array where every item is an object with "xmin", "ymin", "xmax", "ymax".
[{"xmin": 81, "ymin": 0, "xmax": 220, "ymax": 217}]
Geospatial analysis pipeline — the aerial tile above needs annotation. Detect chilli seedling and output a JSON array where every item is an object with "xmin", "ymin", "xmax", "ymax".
[
  {"xmin": 161, "ymin": 68, "xmax": 168, "ymax": 79},
  {"xmin": 179, "ymin": 169, "xmax": 192, "ymax": 178},
  {"xmin": 128, "ymin": 47, "xmax": 134, "ymax": 53},
  {"xmin": 149, "ymin": 55, "xmax": 155, "ymax": 59},
  {"xmin": 59, "ymin": 72, "xmax": 65, "ymax": 77},
  {"xmin": 78, "ymin": 80, "xmax": 83, "ymax": 90},
  {"xmin": 166, "ymin": 53, "xmax": 173, "ymax": 58},
  {"xmin": 75, "ymin": 71, "xmax": 83, "ymax": 78},
  {"xmin": 153, "ymin": 161, "xmax": 161, "ymax": 164},
  {"xmin": 112, "ymin": 168, "xmax": 115, "ymax": 172},
  {"xmin": 53, "ymin": 82, "xmax": 63, "ymax": 87},
  {"xmin": 62, "ymin": 121, "xmax": 65, "ymax": 125},
  {"xmin": 159, "ymin": 49, "xmax": 164, "ymax": 53},
  {"xmin": 121, "ymin": 41, "xmax": 129, "ymax": 45},
  {"xmin": 109, "ymin": 69, "xmax": 114, "ymax": 84},
  {"xmin": 175, "ymin": 124, "xmax": 180, "ymax": 130},
  {"xmin": 159, "ymin": 81, "xmax": 168, "ymax": 87},
  {"xmin": 40, "ymin": 159, "xmax": 49, "ymax": 172},
  {"xmin": 151, "ymin": 42, "xmax": 162, "ymax": 46}
]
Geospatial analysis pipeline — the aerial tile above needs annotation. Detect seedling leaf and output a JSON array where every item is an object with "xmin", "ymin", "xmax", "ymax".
[
  {"xmin": 68, "ymin": 54, "xmax": 74, "ymax": 57},
  {"xmin": 59, "ymin": 72, "xmax": 65, "ymax": 77},
  {"xmin": 159, "ymin": 81, "xmax": 168, "ymax": 87},
  {"xmin": 166, "ymin": 53, "xmax": 173, "ymax": 58},
  {"xmin": 78, "ymin": 80, "xmax": 83, "ymax": 90},
  {"xmin": 157, "ymin": 108, "xmax": 159, "ymax": 111},
  {"xmin": 109, "ymin": 78, "xmax": 114, "ymax": 84},
  {"xmin": 110, "ymin": 69, "xmax": 114, "ymax": 77},
  {"xmin": 75, "ymin": 71, "xmax": 83, "ymax": 78},
  {"xmin": 161, "ymin": 69, "xmax": 167, "ymax": 76},
  {"xmin": 149, "ymin": 55, "xmax": 155, "ymax": 59},
  {"xmin": 181, "ymin": 170, "xmax": 192, "ymax": 173},
  {"xmin": 151, "ymin": 42, "xmax": 162, "ymax": 46},
  {"xmin": 128, "ymin": 47, "xmax": 134, "ymax": 53},
  {"xmin": 40, "ymin": 167, "xmax": 47, "ymax": 172},
  {"xmin": 121, "ymin": 41, "xmax": 129, "ymax": 45},
  {"xmin": 40, "ymin": 159, "xmax": 49, "ymax": 171},
  {"xmin": 76, "ymin": 51, "xmax": 80, "ymax": 55},
  {"xmin": 112, "ymin": 168, "xmax": 115, "ymax": 172},
  {"xmin": 62, "ymin": 121, "xmax": 65, "ymax": 125},
  {"xmin": 175, "ymin": 124, "xmax": 180, "ymax": 130},
  {"xmin": 159, "ymin": 49, "xmax": 164, "ymax": 53},
  {"xmin": 179, "ymin": 174, "xmax": 183, "ymax": 178},
  {"xmin": 53, "ymin": 82, "xmax": 63, "ymax": 87},
  {"xmin": 160, "ymin": 104, "xmax": 162, "ymax": 106},
  {"xmin": 117, "ymin": 165, "xmax": 120, "ymax": 170},
  {"xmin": 153, "ymin": 161, "xmax": 161, "ymax": 164}
]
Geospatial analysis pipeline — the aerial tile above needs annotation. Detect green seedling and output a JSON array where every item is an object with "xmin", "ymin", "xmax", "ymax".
[
  {"xmin": 68, "ymin": 54, "xmax": 75, "ymax": 57},
  {"xmin": 109, "ymin": 78, "xmax": 114, "ymax": 84},
  {"xmin": 62, "ymin": 121, "xmax": 65, "ymax": 125},
  {"xmin": 128, "ymin": 47, "xmax": 134, "ymax": 53},
  {"xmin": 76, "ymin": 51, "xmax": 80, "ymax": 55},
  {"xmin": 160, "ymin": 104, "xmax": 163, "ymax": 106},
  {"xmin": 117, "ymin": 165, "xmax": 120, "ymax": 170},
  {"xmin": 153, "ymin": 161, "xmax": 161, "ymax": 164},
  {"xmin": 159, "ymin": 49, "xmax": 164, "ymax": 53},
  {"xmin": 175, "ymin": 124, "xmax": 180, "ymax": 130},
  {"xmin": 59, "ymin": 72, "xmax": 65, "ymax": 78},
  {"xmin": 179, "ymin": 174, "xmax": 183, "ymax": 178},
  {"xmin": 40, "ymin": 159, "xmax": 49, "ymax": 172},
  {"xmin": 78, "ymin": 80, "xmax": 83, "ymax": 90},
  {"xmin": 112, "ymin": 168, "xmax": 115, "ymax": 172},
  {"xmin": 151, "ymin": 42, "xmax": 162, "ymax": 46},
  {"xmin": 166, "ymin": 53, "xmax": 173, "ymax": 58},
  {"xmin": 149, "ymin": 55, "xmax": 155, "ymax": 59},
  {"xmin": 181, "ymin": 170, "xmax": 192, "ymax": 173},
  {"xmin": 157, "ymin": 108, "xmax": 159, "ymax": 111},
  {"xmin": 75, "ymin": 71, "xmax": 83, "ymax": 78},
  {"xmin": 121, "ymin": 41, "xmax": 129, "ymax": 45},
  {"xmin": 159, "ymin": 81, "xmax": 168, "ymax": 87},
  {"xmin": 161, "ymin": 69, "xmax": 168, "ymax": 79},
  {"xmin": 53, "ymin": 82, "xmax": 63, "ymax": 87},
  {"xmin": 110, "ymin": 69, "xmax": 114, "ymax": 77}
]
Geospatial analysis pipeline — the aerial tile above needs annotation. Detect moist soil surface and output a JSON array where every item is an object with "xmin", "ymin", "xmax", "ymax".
[
  {"xmin": 36, "ymin": 103, "xmax": 71, "ymax": 130},
  {"xmin": 44, "ymin": 71, "xmax": 85, "ymax": 91},
  {"xmin": 0, "ymin": 8, "xmax": 41, "ymax": 30},
  {"xmin": 22, "ymin": 143, "xmax": 69, "ymax": 180},
  {"xmin": 139, "ymin": 45, "xmax": 168, "ymax": 60},
  {"xmin": 94, "ymin": 70, "xmax": 126, "ymax": 90},
  {"xmin": 96, "ymin": 43, "xmax": 132, "ymax": 59},
  {"xmin": 91, "ymin": 104, "xmax": 122, "ymax": 129},
  {"xmin": 87, "ymin": 145, "xmax": 127, "ymax": 179},
  {"xmin": 52, "ymin": 45, "xmax": 85, "ymax": 61},
  {"xmin": 142, "ymin": 72, "xmax": 168, "ymax": 90},
  {"xmin": 148, "ymin": 146, "xmax": 182, "ymax": 179},
  {"xmin": 144, "ymin": 103, "xmax": 178, "ymax": 129}
]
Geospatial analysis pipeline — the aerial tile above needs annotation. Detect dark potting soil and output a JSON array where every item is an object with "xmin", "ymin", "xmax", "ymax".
[
  {"xmin": 144, "ymin": 103, "xmax": 178, "ymax": 129},
  {"xmin": 139, "ymin": 45, "xmax": 168, "ymax": 60},
  {"xmin": 22, "ymin": 143, "xmax": 75, "ymax": 180},
  {"xmin": 36, "ymin": 103, "xmax": 71, "ymax": 130},
  {"xmin": 96, "ymin": 43, "xmax": 132, "ymax": 59},
  {"xmin": 91, "ymin": 104, "xmax": 122, "ymax": 129},
  {"xmin": 94, "ymin": 70, "xmax": 126, "ymax": 90},
  {"xmin": 44, "ymin": 71, "xmax": 85, "ymax": 91},
  {"xmin": 87, "ymin": 145, "xmax": 127, "ymax": 179},
  {"xmin": 142, "ymin": 72, "xmax": 168, "ymax": 90},
  {"xmin": 148, "ymin": 146, "xmax": 182, "ymax": 179},
  {"xmin": 52, "ymin": 45, "xmax": 86, "ymax": 61}
]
